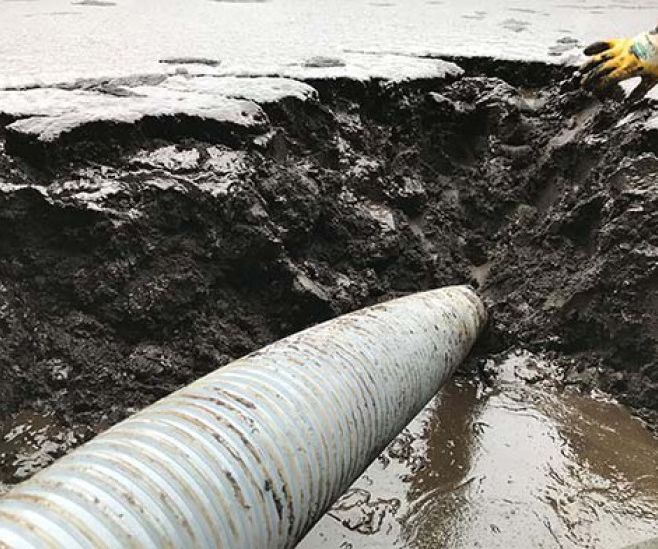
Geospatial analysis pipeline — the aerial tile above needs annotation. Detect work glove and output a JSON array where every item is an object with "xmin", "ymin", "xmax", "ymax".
[{"xmin": 580, "ymin": 28, "xmax": 658, "ymax": 100}]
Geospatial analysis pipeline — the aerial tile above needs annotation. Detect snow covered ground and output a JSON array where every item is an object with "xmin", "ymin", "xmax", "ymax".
[
  {"xmin": 1, "ymin": 0, "xmax": 657, "ymax": 89},
  {"xmin": 3, "ymin": 0, "xmax": 657, "ymax": 150},
  {"xmin": 0, "ymin": 60, "xmax": 463, "ymax": 156}
]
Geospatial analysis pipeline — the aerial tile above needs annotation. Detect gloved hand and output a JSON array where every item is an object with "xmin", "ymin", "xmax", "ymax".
[{"xmin": 580, "ymin": 28, "xmax": 658, "ymax": 100}]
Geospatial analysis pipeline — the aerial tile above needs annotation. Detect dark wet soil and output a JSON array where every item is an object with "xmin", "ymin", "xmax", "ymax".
[{"xmin": 1, "ymin": 60, "xmax": 658, "ymax": 486}]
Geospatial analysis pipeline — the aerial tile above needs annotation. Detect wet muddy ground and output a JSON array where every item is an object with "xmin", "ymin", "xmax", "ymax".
[
  {"xmin": 1, "ymin": 57, "xmax": 658, "ymax": 546},
  {"xmin": 301, "ymin": 351, "xmax": 658, "ymax": 548}
]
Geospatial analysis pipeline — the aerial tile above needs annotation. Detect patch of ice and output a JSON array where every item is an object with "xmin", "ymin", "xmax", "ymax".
[
  {"xmin": 0, "ymin": 75, "xmax": 318, "ymax": 148},
  {"xmin": 204, "ymin": 146, "xmax": 249, "ymax": 173},
  {"xmin": 132, "ymin": 146, "xmax": 201, "ymax": 171},
  {"xmin": 0, "ymin": 88, "xmax": 96, "ymax": 118},
  {"xmin": 645, "ymin": 83, "xmax": 658, "ymax": 102},
  {"xmin": 51, "ymin": 178, "xmax": 124, "ymax": 203},
  {"xmin": 643, "ymin": 115, "xmax": 658, "ymax": 130},
  {"xmin": 616, "ymin": 112, "xmax": 639, "ymax": 128},
  {"xmin": 346, "ymin": 157, "xmax": 382, "ymax": 186},
  {"xmin": 281, "ymin": 52, "xmax": 463, "ymax": 82},
  {"xmin": 0, "ymin": 53, "xmax": 460, "ymax": 150},
  {"xmin": 365, "ymin": 202, "xmax": 396, "ymax": 232},
  {"xmin": 190, "ymin": 146, "xmax": 251, "ymax": 197},
  {"xmin": 194, "ymin": 180, "xmax": 235, "ymax": 197},
  {"xmin": 3, "ymin": 87, "xmax": 267, "ymax": 142},
  {"xmin": 0, "ymin": 182, "xmax": 48, "ymax": 196},
  {"xmin": 48, "ymin": 174, "xmax": 196, "ymax": 211},
  {"xmin": 619, "ymin": 76, "xmax": 643, "ymax": 98},
  {"xmin": 143, "ymin": 178, "xmax": 188, "ymax": 193},
  {"xmin": 158, "ymin": 75, "xmax": 318, "ymax": 103}
]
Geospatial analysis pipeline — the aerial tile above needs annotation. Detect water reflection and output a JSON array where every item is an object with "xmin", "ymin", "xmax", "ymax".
[
  {"xmin": 0, "ymin": 411, "xmax": 88, "ymax": 486},
  {"xmin": 301, "ymin": 351, "xmax": 658, "ymax": 548}
]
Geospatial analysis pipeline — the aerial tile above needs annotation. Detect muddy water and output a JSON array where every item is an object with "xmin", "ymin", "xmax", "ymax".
[
  {"xmin": 2, "ymin": 354, "xmax": 657, "ymax": 548},
  {"xmin": 0, "ymin": 411, "xmax": 87, "ymax": 490},
  {"xmin": 301, "ymin": 352, "xmax": 658, "ymax": 548}
]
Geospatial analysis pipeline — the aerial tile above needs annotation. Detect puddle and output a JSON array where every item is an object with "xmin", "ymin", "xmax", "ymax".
[
  {"xmin": 301, "ymin": 351, "xmax": 658, "ymax": 548},
  {"xmin": 1, "ymin": 353, "xmax": 657, "ymax": 547}
]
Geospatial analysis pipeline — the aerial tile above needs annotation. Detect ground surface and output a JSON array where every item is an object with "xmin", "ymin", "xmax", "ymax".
[
  {"xmin": 2, "ymin": 0, "xmax": 658, "ymax": 89},
  {"xmin": 1, "ymin": 2, "xmax": 658, "ymax": 546}
]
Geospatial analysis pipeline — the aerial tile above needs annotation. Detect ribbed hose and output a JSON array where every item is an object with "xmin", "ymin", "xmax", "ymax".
[{"xmin": 0, "ymin": 285, "xmax": 486, "ymax": 548}]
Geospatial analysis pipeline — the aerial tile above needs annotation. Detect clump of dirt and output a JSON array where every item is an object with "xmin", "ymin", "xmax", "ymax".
[{"xmin": 1, "ymin": 60, "xmax": 657, "ymax": 483}]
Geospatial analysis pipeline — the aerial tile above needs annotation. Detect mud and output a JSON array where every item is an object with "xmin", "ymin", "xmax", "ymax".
[
  {"xmin": 0, "ymin": 58, "xmax": 658, "ymax": 516},
  {"xmin": 300, "ymin": 351, "xmax": 658, "ymax": 548}
]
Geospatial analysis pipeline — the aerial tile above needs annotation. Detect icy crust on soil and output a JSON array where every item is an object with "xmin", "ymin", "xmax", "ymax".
[
  {"xmin": 0, "ymin": 76, "xmax": 319, "ymax": 143},
  {"xmin": 156, "ymin": 75, "xmax": 319, "ymax": 103},
  {"xmin": 7, "ymin": 94, "xmax": 265, "ymax": 143},
  {"xmin": 277, "ymin": 53, "xmax": 463, "ymax": 82},
  {"xmin": 0, "ymin": 60, "xmax": 460, "ymax": 149}
]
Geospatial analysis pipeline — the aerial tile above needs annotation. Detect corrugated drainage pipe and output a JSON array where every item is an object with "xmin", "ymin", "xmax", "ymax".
[{"xmin": 0, "ymin": 285, "xmax": 486, "ymax": 549}]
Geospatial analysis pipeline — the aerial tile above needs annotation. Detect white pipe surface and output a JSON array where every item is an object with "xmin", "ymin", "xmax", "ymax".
[{"xmin": 0, "ymin": 285, "xmax": 486, "ymax": 549}]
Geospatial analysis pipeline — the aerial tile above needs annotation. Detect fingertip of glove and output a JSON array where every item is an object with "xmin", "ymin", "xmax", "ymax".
[
  {"xmin": 579, "ymin": 54, "xmax": 611, "ymax": 77},
  {"xmin": 584, "ymin": 41, "xmax": 612, "ymax": 55}
]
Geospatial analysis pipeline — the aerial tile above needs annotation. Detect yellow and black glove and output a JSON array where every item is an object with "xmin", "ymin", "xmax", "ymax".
[{"xmin": 580, "ymin": 28, "xmax": 658, "ymax": 99}]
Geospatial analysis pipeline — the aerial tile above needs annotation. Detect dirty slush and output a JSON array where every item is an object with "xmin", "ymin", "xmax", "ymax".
[{"xmin": 1, "ymin": 60, "xmax": 657, "ymax": 488}]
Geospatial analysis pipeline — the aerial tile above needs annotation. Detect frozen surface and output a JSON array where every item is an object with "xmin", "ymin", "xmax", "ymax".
[
  {"xmin": 276, "ymin": 52, "xmax": 463, "ymax": 82},
  {"xmin": 156, "ymin": 75, "xmax": 318, "ymax": 103},
  {"xmin": 5, "ymin": 89, "xmax": 267, "ymax": 142},
  {"xmin": 0, "ymin": 76, "xmax": 320, "ymax": 143},
  {"xmin": 0, "ymin": 61, "xmax": 460, "ymax": 144},
  {"xmin": 1, "ymin": 0, "xmax": 658, "ymax": 89},
  {"xmin": 1, "ymin": 0, "xmax": 656, "ymax": 143}
]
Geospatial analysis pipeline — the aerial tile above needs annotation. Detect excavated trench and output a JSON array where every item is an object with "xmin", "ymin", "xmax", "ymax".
[{"xmin": 1, "ymin": 59, "xmax": 658, "ymax": 518}]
